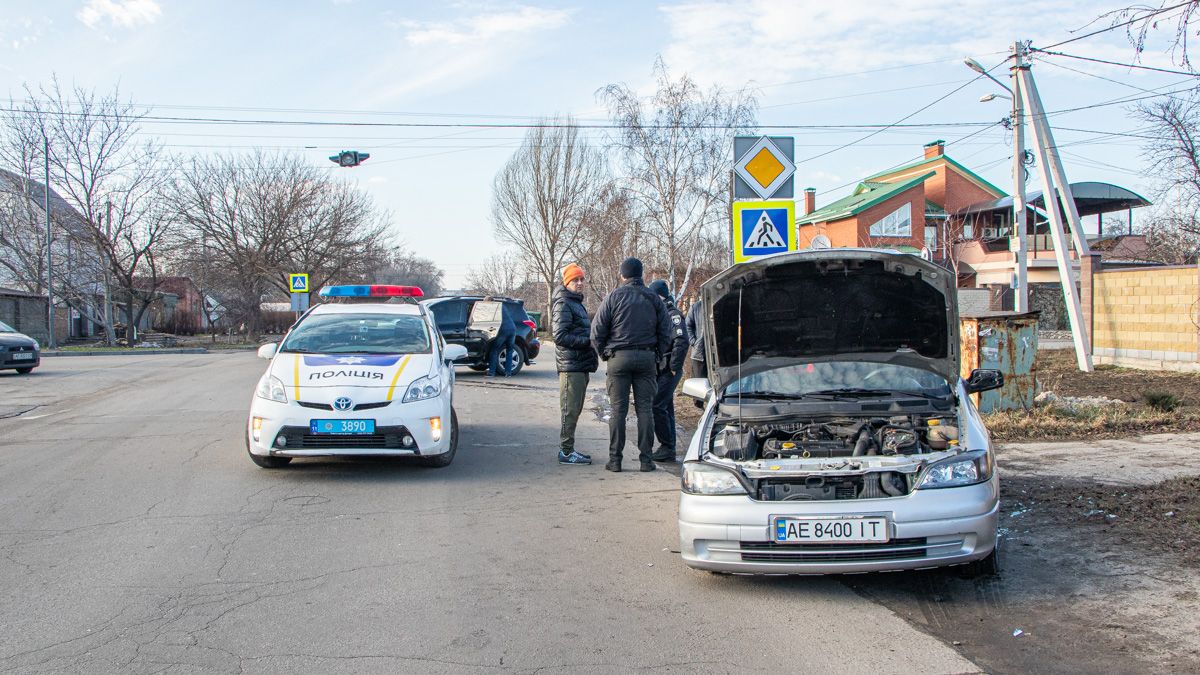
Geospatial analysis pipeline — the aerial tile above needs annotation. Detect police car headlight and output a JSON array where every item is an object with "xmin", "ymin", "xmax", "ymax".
[
  {"xmin": 402, "ymin": 374, "xmax": 441, "ymax": 403},
  {"xmin": 256, "ymin": 375, "xmax": 288, "ymax": 403}
]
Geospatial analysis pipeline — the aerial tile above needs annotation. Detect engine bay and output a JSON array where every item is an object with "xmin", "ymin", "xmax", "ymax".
[{"xmin": 707, "ymin": 413, "xmax": 962, "ymax": 501}]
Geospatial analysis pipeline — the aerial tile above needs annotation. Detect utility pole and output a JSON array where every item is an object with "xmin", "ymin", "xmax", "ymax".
[
  {"xmin": 104, "ymin": 201, "xmax": 114, "ymax": 345},
  {"xmin": 43, "ymin": 136, "xmax": 55, "ymax": 349},
  {"xmin": 1016, "ymin": 61, "xmax": 1093, "ymax": 371},
  {"xmin": 1010, "ymin": 41, "xmax": 1029, "ymax": 313}
]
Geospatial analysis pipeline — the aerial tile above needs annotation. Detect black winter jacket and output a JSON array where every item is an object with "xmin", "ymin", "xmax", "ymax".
[
  {"xmin": 686, "ymin": 300, "xmax": 706, "ymax": 363},
  {"xmin": 664, "ymin": 299, "xmax": 689, "ymax": 375},
  {"xmin": 552, "ymin": 286, "xmax": 598, "ymax": 373},
  {"xmin": 590, "ymin": 278, "xmax": 671, "ymax": 359}
]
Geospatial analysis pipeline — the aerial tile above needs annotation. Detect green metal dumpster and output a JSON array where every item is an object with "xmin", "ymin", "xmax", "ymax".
[
  {"xmin": 959, "ymin": 311, "xmax": 1039, "ymax": 413},
  {"xmin": 526, "ymin": 310, "xmax": 543, "ymax": 331}
]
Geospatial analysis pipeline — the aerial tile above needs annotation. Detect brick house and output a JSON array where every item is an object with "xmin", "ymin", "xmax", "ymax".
[{"xmin": 797, "ymin": 140, "xmax": 1006, "ymax": 259}]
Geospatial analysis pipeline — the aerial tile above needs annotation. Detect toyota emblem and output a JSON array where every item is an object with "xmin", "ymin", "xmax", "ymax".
[{"xmin": 333, "ymin": 397, "xmax": 353, "ymax": 411}]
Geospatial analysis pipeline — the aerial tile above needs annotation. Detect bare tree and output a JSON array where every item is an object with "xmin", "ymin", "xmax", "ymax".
[
  {"xmin": 16, "ymin": 79, "xmax": 174, "ymax": 345},
  {"xmin": 1101, "ymin": 1, "xmax": 1200, "ymax": 70},
  {"xmin": 570, "ymin": 185, "xmax": 638, "ymax": 308},
  {"xmin": 1137, "ymin": 200, "xmax": 1200, "ymax": 262},
  {"xmin": 465, "ymin": 250, "xmax": 526, "ymax": 297},
  {"xmin": 491, "ymin": 116, "xmax": 605, "ymax": 320},
  {"xmin": 1136, "ymin": 95, "xmax": 1200, "ymax": 224},
  {"xmin": 374, "ymin": 246, "xmax": 445, "ymax": 297},
  {"xmin": 600, "ymin": 60, "xmax": 757, "ymax": 303},
  {"xmin": 167, "ymin": 151, "xmax": 392, "ymax": 337}
]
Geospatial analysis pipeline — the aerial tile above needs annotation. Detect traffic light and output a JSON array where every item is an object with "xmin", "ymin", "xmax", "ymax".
[{"xmin": 329, "ymin": 150, "xmax": 370, "ymax": 167}]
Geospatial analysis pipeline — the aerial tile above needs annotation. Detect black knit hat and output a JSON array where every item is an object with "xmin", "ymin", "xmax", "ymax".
[
  {"xmin": 619, "ymin": 257, "xmax": 643, "ymax": 279},
  {"xmin": 648, "ymin": 279, "xmax": 671, "ymax": 300}
]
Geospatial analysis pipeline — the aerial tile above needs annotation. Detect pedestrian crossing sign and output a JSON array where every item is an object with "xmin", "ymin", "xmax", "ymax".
[
  {"xmin": 732, "ymin": 201, "xmax": 795, "ymax": 263},
  {"xmin": 289, "ymin": 273, "xmax": 309, "ymax": 293}
]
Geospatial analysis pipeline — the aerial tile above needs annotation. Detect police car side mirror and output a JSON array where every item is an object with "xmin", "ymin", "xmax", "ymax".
[
  {"xmin": 257, "ymin": 343, "xmax": 277, "ymax": 359},
  {"xmin": 443, "ymin": 344, "xmax": 468, "ymax": 364}
]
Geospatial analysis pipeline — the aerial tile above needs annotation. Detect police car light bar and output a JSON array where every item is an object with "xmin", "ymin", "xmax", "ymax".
[{"xmin": 317, "ymin": 285, "xmax": 425, "ymax": 298}]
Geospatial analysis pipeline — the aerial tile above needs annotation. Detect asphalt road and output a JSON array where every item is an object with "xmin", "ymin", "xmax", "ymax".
[{"xmin": 0, "ymin": 352, "xmax": 978, "ymax": 674}]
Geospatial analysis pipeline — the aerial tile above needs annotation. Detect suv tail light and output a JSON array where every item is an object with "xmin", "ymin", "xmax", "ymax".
[{"xmin": 522, "ymin": 320, "xmax": 537, "ymax": 333}]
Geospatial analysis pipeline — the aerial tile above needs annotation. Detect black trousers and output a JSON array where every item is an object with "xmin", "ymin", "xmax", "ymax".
[
  {"xmin": 652, "ymin": 368, "xmax": 683, "ymax": 457},
  {"xmin": 605, "ymin": 350, "xmax": 657, "ymax": 463},
  {"xmin": 687, "ymin": 357, "xmax": 706, "ymax": 380}
]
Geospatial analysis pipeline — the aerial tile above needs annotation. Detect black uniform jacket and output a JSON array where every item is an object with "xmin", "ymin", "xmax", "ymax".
[{"xmin": 590, "ymin": 278, "xmax": 671, "ymax": 359}]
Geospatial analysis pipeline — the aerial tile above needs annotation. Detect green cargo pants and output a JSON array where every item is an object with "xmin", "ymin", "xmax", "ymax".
[{"xmin": 559, "ymin": 371, "xmax": 589, "ymax": 454}]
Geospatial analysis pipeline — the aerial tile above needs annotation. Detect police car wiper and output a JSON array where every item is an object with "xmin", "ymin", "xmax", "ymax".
[{"xmin": 278, "ymin": 348, "xmax": 315, "ymax": 353}]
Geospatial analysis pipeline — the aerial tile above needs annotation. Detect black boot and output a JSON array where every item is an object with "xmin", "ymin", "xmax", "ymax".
[
  {"xmin": 639, "ymin": 461, "xmax": 657, "ymax": 472},
  {"xmin": 605, "ymin": 457, "xmax": 622, "ymax": 472}
]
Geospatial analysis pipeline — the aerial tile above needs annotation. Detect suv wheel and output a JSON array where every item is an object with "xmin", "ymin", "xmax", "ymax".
[{"xmin": 503, "ymin": 344, "xmax": 527, "ymax": 376}]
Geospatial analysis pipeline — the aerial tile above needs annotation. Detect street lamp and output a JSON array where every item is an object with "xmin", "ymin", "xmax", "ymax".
[{"xmin": 966, "ymin": 50, "xmax": 1028, "ymax": 313}]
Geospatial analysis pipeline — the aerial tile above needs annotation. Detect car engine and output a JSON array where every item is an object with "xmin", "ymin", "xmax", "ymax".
[{"xmin": 708, "ymin": 414, "xmax": 960, "ymax": 501}]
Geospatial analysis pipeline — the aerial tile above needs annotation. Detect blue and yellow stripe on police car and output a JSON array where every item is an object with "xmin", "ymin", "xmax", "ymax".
[
  {"xmin": 385, "ymin": 355, "xmax": 414, "ymax": 401},
  {"xmin": 293, "ymin": 354, "xmax": 301, "ymax": 396}
]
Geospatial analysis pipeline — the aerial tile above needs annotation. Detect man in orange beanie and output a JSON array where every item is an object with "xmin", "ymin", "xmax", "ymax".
[{"xmin": 552, "ymin": 262, "xmax": 597, "ymax": 465}]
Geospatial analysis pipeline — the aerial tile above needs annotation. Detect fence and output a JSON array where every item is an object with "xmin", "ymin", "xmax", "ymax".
[{"xmin": 1090, "ymin": 264, "xmax": 1199, "ymax": 372}]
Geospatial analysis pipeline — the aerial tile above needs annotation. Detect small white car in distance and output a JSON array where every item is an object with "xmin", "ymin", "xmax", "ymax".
[
  {"xmin": 247, "ymin": 285, "xmax": 467, "ymax": 469},
  {"xmin": 678, "ymin": 250, "xmax": 1004, "ymax": 576}
]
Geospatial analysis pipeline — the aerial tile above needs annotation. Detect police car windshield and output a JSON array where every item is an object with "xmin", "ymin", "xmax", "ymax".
[{"xmin": 280, "ymin": 313, "xmax": 431, "ymax": 355}]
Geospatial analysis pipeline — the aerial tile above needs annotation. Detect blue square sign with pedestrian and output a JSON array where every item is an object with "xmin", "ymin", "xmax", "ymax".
[{"xmin": 732, "ymin": 201, "xmax": 796, "ymax": 263}]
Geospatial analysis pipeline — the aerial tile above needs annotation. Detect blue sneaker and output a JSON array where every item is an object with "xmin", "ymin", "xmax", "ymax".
[{"xmin": 559, "ymin": 451, "xmax": 591, "ymax": 465}]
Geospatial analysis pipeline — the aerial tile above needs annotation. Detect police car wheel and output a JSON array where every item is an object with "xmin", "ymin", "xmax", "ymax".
[
  {"xmin": 246, "ymin": 437, "xmax": 292, "ymax": 468},
  {"xmin": 418, "ymin": 408, "xmax": 458, "ymax": 468},
  {"xmin": 248, "ymin": 452, "xmax": 292, "ymax": 469}
]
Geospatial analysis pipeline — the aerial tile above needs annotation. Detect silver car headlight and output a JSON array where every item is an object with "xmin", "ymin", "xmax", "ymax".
[
  {"xmin": 682, "ymin": 461, "xmax": 748, "ymax": 496},
  {"xmin": 917, "ymin": 449, "xmax": 993, "ymax": 489},
  {"xmin": 255, "ymin": 375, "xmax": 288, "ymax": 403},
  {"xmin": 402, "ymin": 374, "xmax": 441, "ymax": 403}
]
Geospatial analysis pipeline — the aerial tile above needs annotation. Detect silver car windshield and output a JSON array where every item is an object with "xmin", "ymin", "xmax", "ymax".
[
  {"xmin": 280, "ymin": 313, "xmax": 431, "ymax": 354},
  {"xmin": 0, "ymin": 320, "xmax": 15, "ymax": 332},
  {"xmin": 726, "ymin": 361, "xmax": 951, "ymax": 398}
]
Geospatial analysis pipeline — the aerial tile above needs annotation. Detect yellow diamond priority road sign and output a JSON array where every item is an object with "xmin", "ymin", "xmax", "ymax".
[{"xmin": 734, "ymin": 136, "xmax": 795, "ymax": 199}]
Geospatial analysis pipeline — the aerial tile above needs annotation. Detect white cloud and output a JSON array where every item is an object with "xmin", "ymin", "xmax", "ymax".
[
  {"xmin": 363, "ymin": 6, "xmax": 572, "ymax": 102},
  {"xmin": 658, "ymin": 0, "xmax": 1134, "ymax": 89},
  {"xmin": 77, "ymin": 0, "xmax": 161, "ymax": 30}
]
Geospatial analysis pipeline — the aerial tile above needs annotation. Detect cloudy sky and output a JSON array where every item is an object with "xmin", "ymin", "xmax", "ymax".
[{"xmin": 1, "ymin": 1, "xmax": 1190, "ymax": 286}]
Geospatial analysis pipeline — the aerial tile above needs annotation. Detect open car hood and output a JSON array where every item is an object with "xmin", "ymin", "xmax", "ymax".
[{"xmin": 700, "ymin": 249, "xmax": 959, "ymax": 393}]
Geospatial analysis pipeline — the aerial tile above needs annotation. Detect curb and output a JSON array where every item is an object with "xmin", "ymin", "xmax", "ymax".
[{"xmin": 41, "ymin": 348, "xmax": 211, "ymax": 357}]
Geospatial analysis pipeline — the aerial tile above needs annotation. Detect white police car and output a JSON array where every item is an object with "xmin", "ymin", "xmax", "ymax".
[{"xmin": 246, "ymin": 285, "xmax": 467, "ymax": 469}]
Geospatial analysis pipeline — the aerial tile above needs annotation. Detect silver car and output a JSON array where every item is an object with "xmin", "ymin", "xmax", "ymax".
[{"xmin": 678, "ymin": 249, "xmax": 1003, "ymax": 576}]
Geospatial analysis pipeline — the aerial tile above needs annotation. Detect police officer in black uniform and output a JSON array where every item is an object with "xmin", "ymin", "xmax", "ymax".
[
  {"xmin": 591, "ymin": 257, "xmax": 672, "ymax": 473},
  {"xmin": 648, "ymin": 279, "xmax": 688, "ymax": 462}
]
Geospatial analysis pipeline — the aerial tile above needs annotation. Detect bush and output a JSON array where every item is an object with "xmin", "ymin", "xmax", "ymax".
[{"xmin": 1144, "ymin": 390, "xmax": 1183, "ymax": 412}]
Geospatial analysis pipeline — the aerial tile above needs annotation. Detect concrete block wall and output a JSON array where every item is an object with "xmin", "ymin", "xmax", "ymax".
[{"xmin": 1092, "ymin": 265, "xmax": 1199, "ymax": 370}]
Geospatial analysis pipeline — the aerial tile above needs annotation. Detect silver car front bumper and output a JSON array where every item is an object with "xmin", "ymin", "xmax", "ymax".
[{"xmin": 679, "ymin": 475, "xmax": 998, "ymax": 574}]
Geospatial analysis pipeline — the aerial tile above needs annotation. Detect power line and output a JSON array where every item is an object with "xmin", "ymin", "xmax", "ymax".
[
  {"xmin": 795, "ymin": 59, "xmax": 1005, "ymax": 166},
  {"xmin": 1033, "ymin": 48, "xmax": 1200, "ymax": 77},
  {"xmin": 1038, "ymin": 0, "xmax": 1195, "ymax": 50}
]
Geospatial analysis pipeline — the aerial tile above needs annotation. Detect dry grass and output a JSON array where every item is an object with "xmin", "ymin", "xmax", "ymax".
[{"xmin": 985, "ymin": 349, "xmax": 1200, "ymax": 441}]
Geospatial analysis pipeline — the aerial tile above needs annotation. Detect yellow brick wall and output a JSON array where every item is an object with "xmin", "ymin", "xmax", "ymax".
[{"xmin": 1093, "ymin": 267, "xmax": 1198, "ymax": 354}]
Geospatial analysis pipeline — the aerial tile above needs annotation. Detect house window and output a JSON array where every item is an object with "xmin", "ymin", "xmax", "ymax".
[
  {"xmin": 925, "ymin": 225, "xmax": 938, "ymax": 251},
  {"xmin": 963, "ymin": 222, "xmax": 974, "ymax": 239},
  {"xmin": 868, "ymin": 203, "xmax": 912, "ymax": 238}
]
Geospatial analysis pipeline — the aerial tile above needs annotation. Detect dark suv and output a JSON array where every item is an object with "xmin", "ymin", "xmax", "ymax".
[{"xmin": 422, "ymin": 296, "xmax": 541, "ymax": 375}]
